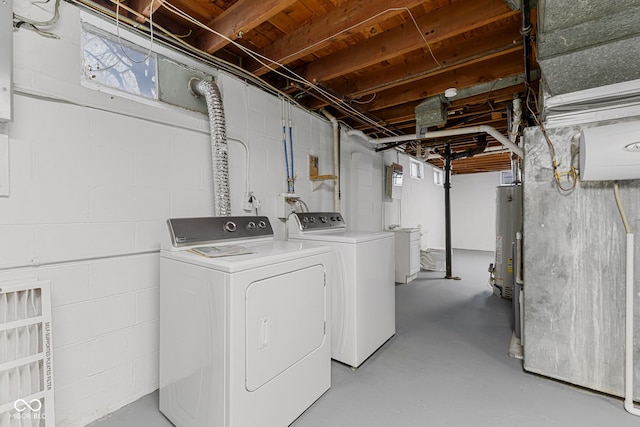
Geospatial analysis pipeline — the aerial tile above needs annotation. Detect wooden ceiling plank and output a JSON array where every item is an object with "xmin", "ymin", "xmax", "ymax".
[
  {"xmin": 307, "ymin": 49, "xmax": 523, "ymax": 110},
  {"xmin": 324, "ymin": 18, "xmax": 522, "ymax": 98},
  {"xmin": 299, "ymin": 0, "xmax": 518, "ymax": 83},
  {"xmin": 249, "ymin": 0, "xmax": 431, "ymax": 75},
  {"xmin": 195, "ymin": 0, "xmax": 299, "ymax": 54}
]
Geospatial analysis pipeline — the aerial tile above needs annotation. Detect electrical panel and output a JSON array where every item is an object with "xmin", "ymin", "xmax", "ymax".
[
  {"xmin": 579, "ymin": 121, "xmax": 640, "ymax": 181},
  {"xmin": 385, "ymin": 163, "xmax": 403, "ymax": 199}
]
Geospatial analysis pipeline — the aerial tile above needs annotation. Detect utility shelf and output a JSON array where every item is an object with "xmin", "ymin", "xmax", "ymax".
[{"xmin": 309, "ymin": 155, "xmax": 337, "ymax": 181}]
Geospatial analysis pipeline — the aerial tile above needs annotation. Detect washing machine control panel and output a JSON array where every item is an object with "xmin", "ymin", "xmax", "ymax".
[
  {"xmin": 167, "ymin": 216, "xmax": 274, "ymax": 247},
  {"xmin": 291, "ymin": 212, "xmax": 346, "ymax": 231}
]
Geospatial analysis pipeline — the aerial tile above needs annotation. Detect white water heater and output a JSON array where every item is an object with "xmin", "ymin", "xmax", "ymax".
[{"xmin": 492, "ymin": 184, "xmax": 522, "ymax": 299}]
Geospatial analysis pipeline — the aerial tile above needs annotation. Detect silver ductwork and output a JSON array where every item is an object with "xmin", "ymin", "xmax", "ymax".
[{"xmin": 189, "ymin": 78, "xmax": 231, "ymax": 216}]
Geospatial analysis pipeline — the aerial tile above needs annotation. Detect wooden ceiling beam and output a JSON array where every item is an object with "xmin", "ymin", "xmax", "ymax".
[
  {"xmin": 194, "ymin": 0, "xmax": 299, "ymax": 54},
  {"xmin": 248, "ymin": 0, "xmax": 430, "ymax": 76},
  {"xmin": 131, "ymin": 0, "xmax": 166, "ymax": 23},
  {"xmin": 450, "ymin": 153, "xmax": 512, "ymax": 174},
  {"xmin": 298, "ymin": 1, "xmax": 518, "ymax": 84},
  {"xmin": 308, "ymin": 49, "xmax": 524, "ymax": 111},
  {"xmin": 322, "ymin": 19, "xmax": 522, "ymax": 100}
]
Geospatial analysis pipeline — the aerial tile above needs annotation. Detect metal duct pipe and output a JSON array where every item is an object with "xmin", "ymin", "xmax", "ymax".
[
  {"xmin": 346, "ymin": 125, "xmax": 524, "ymax": 158},
  {"xmin": 510, "ymin": 96, "xmax": 523, "ymax": 183},
  {"xmin": 443, "ymin": 144, "xmax": 454, "ymax": 280},
  {"xmin": 189, "ymin": 78, "xmax": 231, "ymax": 216}
]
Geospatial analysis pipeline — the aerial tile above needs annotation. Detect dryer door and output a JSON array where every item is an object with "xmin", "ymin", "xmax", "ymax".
[{"xmin": 245, "ymin": 264, "xmax": 326, "ymax": 391}]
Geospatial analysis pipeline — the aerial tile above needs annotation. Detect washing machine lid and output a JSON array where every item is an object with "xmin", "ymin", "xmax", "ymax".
[
  {"xmin": 161, "ymin": 240, "xmax": 330, "ymax": 273},
  {"xmin": 289, "ymin": 230, "xmax": 393, "ymax": 244}
]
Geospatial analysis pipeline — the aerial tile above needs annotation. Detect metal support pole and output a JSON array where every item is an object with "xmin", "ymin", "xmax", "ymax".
[{"xmin": 444, "ymin": 144, "xmax": 455, "ymax": 279}]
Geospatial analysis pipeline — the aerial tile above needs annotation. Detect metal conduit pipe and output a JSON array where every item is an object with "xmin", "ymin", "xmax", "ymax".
[
  {"xmin": 615, "ymin": 182, "xmax": 640, "ymax": 416},
  {"xmin": 346, "ymin": 125, "xmax": 524, "ymax": 158},
  {"xmin": 189, "ymin": 78, "xmax": 231, "ymax": 216},
  {"xmin": 510, "ymin": 97, "xmax": 523, "ymax": 182},
  {"xmin": 320, "ymin": 108, "xmax": 341, "ymax": 212}
]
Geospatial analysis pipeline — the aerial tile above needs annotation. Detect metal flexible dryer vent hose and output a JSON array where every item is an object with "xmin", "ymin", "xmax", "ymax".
[{"xmin": 190, "ymin": 78, "xmax": 231, "ymax": 216}]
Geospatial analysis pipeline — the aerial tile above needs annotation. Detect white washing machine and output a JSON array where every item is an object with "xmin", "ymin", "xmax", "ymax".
[
  {"xmin": 159, "ymin": 216, "xmax": 331, "ymax": 427},
  {"xmin": 288, "ymin": 212, "xmax": 395, "ymax": 368}
]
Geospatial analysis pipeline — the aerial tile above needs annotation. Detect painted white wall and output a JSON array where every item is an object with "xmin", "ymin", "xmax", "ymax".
[
  {"xmin": 340, "ymin": 135, "xmax": 384, "ymax": 231},
  {"xmin": 382, "ymin": 152, "xmax": 445, "ymax": 249},
  {"xmin": 1, "ymin": 2, "xmax": 359, "ymax": 426},
  {"xmin": 451, "ymin": 172, "xmax": 499, "ymax": 251},
  {"xmin": 380, "ymin": 152, "xmax": 499, "ymax": 251}
]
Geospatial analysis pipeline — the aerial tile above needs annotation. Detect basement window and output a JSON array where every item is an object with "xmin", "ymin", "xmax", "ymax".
[
  {"xmin": 409, "ymin": 158, "xmax": 424, "ymax": 180},
  {"xmin": 500, "ymin": 170, "xmax": 514, "ymax": 185},
  {"xmin": 433, "ymin": 168, "xmax": 444, "ymax": 186},
  {"xmin": 81, "ymin": 27, "xmax": 158, "ymax": 99}
]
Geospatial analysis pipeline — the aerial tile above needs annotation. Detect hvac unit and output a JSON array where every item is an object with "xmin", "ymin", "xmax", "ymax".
[{"xmin": 579, "ymin": 120, "xmax": 640, "ymax": 181}]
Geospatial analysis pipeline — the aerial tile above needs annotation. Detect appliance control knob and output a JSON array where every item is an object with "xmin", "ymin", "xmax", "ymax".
[
  {"xmin": 310, "ymin": 217, "xmax": 316, "ymax": 222},
  {"xmin": 258, "ymin": 220, "xmax": 267, "ymax": 229},
  {"xmin": 303, "ymin": 217, "xmax": 309, "ymax": 223},
  {"xmin": 336, "ymin": 216, "xmax": 342, "ymax": 221},
  {"xmin": 247, "ymin": 221, "xmax": 256, "ymax": 230},
  {"xmin": 330, "ymin": 216, "xmax": 336, "ymax": 221},
  {"xmin": 320, "ymin": 216, "xmax": 328, "ymax": 223},
  {"xmin": 224, "ymin": 221, "xmax": 237, "ymax": 232}
]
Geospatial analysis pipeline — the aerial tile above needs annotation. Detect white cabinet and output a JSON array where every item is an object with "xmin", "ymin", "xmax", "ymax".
[{"xmin": 392, "ymin": 228, "xmax": 421, "ymax": 283}]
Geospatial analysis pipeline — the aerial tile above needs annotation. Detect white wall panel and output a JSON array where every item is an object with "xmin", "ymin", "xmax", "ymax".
[
  {"xmin": 135, "ymin": 287, "xmax": 160, "ymax": 324},
  {"xmin": 135, "ymin": 221, "xmax": 163, "ymax": 251},
  {"xmin": 451, "ymin": 172, "xmax": 499, "ymax": 251},
  {"xmin": 133, "ymin": 352, "xmax": 159, "ymax": 396},
  {"xmin": 53, "ymin": 342, "xmax": 90, "ymax": 389},
  {"xmin": 88, "ymin": 255, "xmax": 158, "ymax": 299},
  {"xmin": 35, "ymin": 223, "xmax": 137, "ymax": 263},
  {"xmin": 89, "ymin": 186, "xmax": 170, "ymax": 221}
]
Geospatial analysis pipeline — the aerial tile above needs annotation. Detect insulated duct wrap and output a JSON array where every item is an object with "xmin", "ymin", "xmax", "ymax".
[{"xmin": 190, "ymin": 78, "xmax": 231, "ymax": 216}]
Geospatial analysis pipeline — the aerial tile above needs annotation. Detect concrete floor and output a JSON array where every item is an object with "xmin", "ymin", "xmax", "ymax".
[{"xmin": 89, "ymin": 250, "xmax": 640, "ymax": 427}]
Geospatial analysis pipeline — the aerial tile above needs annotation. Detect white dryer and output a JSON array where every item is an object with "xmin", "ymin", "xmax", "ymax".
[
  {"xmin": 159, "ymin": 216, "xmax": 331, "ymax": 427},
  {"xmin": 288, "ymin": 212, "xmax": 395, "ymax": 368}
]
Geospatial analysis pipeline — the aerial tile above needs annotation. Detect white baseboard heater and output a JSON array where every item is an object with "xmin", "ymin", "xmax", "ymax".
[{"xmin": 0, "ymin": 280, "xmax": 55, "ymax": 426}]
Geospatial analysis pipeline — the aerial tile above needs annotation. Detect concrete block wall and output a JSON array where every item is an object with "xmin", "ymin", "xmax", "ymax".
[{"xmin": 0, "ymin": 2, "xmax": 340, "ymax": 426}]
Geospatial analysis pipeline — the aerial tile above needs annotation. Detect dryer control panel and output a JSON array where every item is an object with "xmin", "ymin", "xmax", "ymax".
[
  {"xmin": 290, "ymin": 212, "xmax": 346, "ymax": 231},
  {"xmin": 167, "ymin": 216, "xmax": 273, "ymax": 247}
]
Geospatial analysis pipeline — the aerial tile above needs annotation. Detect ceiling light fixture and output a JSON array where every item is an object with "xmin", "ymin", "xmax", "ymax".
[{"xmin": 444, "ymin": 87, "xmax": 458, "ymax": 98}]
